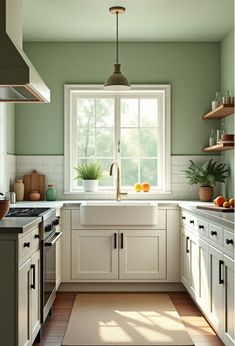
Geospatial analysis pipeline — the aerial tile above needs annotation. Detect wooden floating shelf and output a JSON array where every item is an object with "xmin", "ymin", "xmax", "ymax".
[
  {"xmin": 202, "ymin": 104, "xmax": 234, "ymax": 119},
  {"xmin": 203, "ymin": 142, "xmax": 235, "ymax": 152}
]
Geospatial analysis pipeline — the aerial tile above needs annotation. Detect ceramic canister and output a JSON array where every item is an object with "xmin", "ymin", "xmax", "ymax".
[{"xmin": 14, "ymin": 180, "xmax": 24, "ymax": 201}]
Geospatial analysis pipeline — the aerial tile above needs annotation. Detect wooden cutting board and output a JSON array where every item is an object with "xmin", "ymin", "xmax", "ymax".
[
  {"xmin": 197, "ymin": 205, "xmax": 234, "ymax": 213},
  {"xmin": 23, "ymin": 170, "xmax": 45, "ymax": 200}
]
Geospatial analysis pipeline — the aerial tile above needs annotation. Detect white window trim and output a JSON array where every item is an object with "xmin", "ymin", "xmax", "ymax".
[{"xmin": 64, "ymin": 84, "xmax": 171, "ymax": 196}]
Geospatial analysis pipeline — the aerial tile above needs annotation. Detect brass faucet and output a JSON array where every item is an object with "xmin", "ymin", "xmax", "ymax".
[{"xmin": 109, "ymin": 161, "xmax": 128, "ymax": 201}]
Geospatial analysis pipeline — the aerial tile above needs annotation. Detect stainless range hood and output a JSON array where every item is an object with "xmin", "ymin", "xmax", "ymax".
[{"xmin": 0, "ymin": 0, "xmax": 50, "ymax": 103}]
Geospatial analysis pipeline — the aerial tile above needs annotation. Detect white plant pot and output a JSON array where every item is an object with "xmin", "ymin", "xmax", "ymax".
[{"xmin": 83, "ymin": 180, "xmax": 98, "ymax": 192}]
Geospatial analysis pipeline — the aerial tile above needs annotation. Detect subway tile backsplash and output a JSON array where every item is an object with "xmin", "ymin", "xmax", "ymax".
[{"xmin": 8, "ymin": 154, "xmax": 221, "ymax": 200}]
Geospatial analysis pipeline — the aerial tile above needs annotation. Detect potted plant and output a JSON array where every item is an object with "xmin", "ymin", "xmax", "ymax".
[
  {"xmin": 183, "ymin": 159, "xmax": 228, "ymax": 202},
  {"xmin": 74, "ymin": 162, "xmax": 104, "ymax": 192}
]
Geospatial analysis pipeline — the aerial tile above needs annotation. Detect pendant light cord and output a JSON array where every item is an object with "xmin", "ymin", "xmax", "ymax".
[{"xmin": 116, "ymin": 11, "xmax": 119, "ymax": 64}]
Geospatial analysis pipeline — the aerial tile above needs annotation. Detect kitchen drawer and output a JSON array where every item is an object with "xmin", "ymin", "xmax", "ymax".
[
  {"xmin": 223, "ymin": 230, "xmax": 234, "ymax": 256},
  {"xmin": 181, "ymin": 211, "xmax": 188, "ymax": 225},
  {"xmin": 196, "ymin": 218, "xmax": 208, "ymax": 237},
  {"xmin": 208, "ymin": 223, "xmax": 223, "ymax": 246},
  {"xmin": 31, "ymin": 226, "xmax": 40, "ymax": 250},
  {"xmin": 181, "ymin": 211, "xmax": 197, "ymax": 230},
  {"xmin": 19, "ymin": 232, "xmax": 32, "ymax": 261}
]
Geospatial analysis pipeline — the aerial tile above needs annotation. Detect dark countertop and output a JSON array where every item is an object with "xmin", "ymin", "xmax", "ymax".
[
  {"xmin": 0, "ymin": 216, "xmax": 41, "ymax": 234},
  {"xmin": 179, "ymin": 202, "xmax": 235, "ymax": 231}
]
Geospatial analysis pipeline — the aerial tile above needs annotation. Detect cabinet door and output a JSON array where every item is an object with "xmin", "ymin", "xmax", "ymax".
[
  {"xmin": 224, "ymin": 254, "xmax": 235, "ymax": 346},
  {"xmin": 208, "ymin": 245, "xmax": 224, "ymax": 334},
  {"xmin": 181, "ymin": 227, "xmax": 190, "ymax": 289},
  {"xmin": 197, "ymin": 238, "xmax": 209, "ymax": 314},
  {"xmin": 119, "ymin": 230, "xmax": 166, "ymax": 280},
  {"xmin": 19, "ymin": 258, "xmax": 31, "ymax": 346},
  {"xmin": 71, "ymin": 230, "xmax": 118, "ymax": 280},
  {"xmin": 56, "ymin": 236, "xmax": 62, "ymax": 289},
  {"xmin": 31, "ymin": 250, "xmax": 41, "ymax": 343},
  {"xmin": 188, "ymin": 231, "xmax": 199, "ymax": 300}
]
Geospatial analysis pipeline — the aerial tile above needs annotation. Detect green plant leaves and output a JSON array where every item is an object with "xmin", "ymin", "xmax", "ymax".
[
  {"xmin": 183, "ymin": 159, "xmax": 229, "ymax": 187},
  {"xmin": 74, "ymin": 162, "xmax": 104, "ymax": 180}
]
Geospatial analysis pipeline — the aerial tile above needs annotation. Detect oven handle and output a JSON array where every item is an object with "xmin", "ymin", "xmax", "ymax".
[{"xmin": 45, "ymin": 232, "xmax": 62, "ymax": 246}]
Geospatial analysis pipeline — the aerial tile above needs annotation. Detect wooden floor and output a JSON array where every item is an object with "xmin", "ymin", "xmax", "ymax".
[{"xmin": 33, "ymin": 292, "xmax": 224, "ymax": 346}]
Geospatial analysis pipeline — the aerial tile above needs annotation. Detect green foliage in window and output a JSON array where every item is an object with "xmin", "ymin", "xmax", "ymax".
[
  {"xmin": 74, "ymin": 162, "xmax": 104, "ymax": 180},
  {"xmin": 183, "ymin": 159, "xmax": 228, "ymax": 187}
]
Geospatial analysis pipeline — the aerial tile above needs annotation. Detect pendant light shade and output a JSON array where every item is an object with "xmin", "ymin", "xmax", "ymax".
[{"xmin": 104, "ymin": 6, "xmax": 131, "ymax": 90}]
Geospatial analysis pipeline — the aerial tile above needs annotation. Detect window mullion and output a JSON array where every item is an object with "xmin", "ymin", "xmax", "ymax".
[{"xmin": 115, "ymin": 95, "xmax": 121, "ymax": 165}]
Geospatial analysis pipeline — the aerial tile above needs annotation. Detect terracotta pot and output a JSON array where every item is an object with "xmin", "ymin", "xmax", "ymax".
[
  {"xmin": 199, "ymin": 186, "xmax": 213, "ymax": 202},
  {"xmin": 29, "ymin": 191, "xmax": 41, "ymax": 201}
]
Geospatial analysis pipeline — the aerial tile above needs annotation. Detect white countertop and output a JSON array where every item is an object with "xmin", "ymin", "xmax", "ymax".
[{"xmin": 8, "ymin": 200, "xmax": 234, "ymax": 231}]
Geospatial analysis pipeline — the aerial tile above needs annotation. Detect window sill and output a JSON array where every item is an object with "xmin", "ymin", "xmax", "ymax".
[{"xmin": 63, "ymin": 191, "xmax": 172, "ymax": 200}]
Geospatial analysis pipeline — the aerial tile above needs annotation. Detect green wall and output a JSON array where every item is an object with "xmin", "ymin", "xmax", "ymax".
[
  {"xmin": 15, "ymin": 42, "xmax": 220, "ymax": 155},
  {"xmin": 6, "ymin": 103, "xmax": 15, "ymax": 154},
  {"xmin": 221, "ymin": 30, "xmax": 234, "ymax": 198}
]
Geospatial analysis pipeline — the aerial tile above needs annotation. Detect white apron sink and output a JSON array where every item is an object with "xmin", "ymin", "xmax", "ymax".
[{"xmin": 80, "ymin": 201, "xmax": 158, "ymax": 226}]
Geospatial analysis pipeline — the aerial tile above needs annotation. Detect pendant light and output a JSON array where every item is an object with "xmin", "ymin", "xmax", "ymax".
[{"xmin": 104, "ymin": 6, "xmax": 131, "ymax": 90}]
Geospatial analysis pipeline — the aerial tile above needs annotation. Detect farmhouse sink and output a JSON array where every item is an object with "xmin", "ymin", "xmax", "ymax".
[{"xmin": 80, "ymin": 201, "xmax": 158, "ymax": 226}]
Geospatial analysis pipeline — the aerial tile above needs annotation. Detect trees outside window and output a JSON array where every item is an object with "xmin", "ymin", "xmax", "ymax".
[{"xmin": 64, "ymin": 85, "xmax": 170, "ymax": 193}]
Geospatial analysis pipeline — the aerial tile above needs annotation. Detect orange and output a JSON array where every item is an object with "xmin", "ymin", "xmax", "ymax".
[
  {"xmin": 223, "ymin": 201, "xmax": 231, "ymax": 208},
  {"xmin": 229, "ymin": 198, "xmax": 234, "ymax": 208},
  {"xmin": 213, "ymin": 198, "xmax": 217, "ymax": 205},
  {"xmin": 214, "ymin": 196, "xmax": 226, "ymax": 207},
  {"xmin": 134, "ymin": 183, "xmax": 142, "ymax": 192},
  {"xmin": 142, "ymin": 182, "xmax": 150, "ymax": 192}
]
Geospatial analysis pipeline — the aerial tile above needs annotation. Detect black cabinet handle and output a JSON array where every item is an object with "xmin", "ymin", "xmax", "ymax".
[
  {"xmin": 34, "ymin": 234, "xmax": 40, "ymax": 239},
  {"xmin": 31, "ymin": 264, "xmax": 36, "ymax": 289},
  {"xmin": 219, "ymin": 260, "xmax": 224, "ymax": 284},
  {"xmin": 24, "ymin": 242, "xmax": 30, "ymax": 248},
  {"xmin": 182, "ymin": 216, "xmax": 186, "ymax": 220},
  {"xmin": 186, "ymin": 236, "xmax": 190, "ymax": 253},
  {"xmin": 190, "ymin": 220, "xmax": 194, "ymax": 224},
  {"xmin": 199, "ymin": 225, "xmax": 204, "ymax": 229},
  {"xmin": 211, "ymin": 231, "xmax": 217, "ymax": 236},
  {"xmin": 120, "ymin": 233, "xmax": 124, "ymax": 249},
  {"xmin": 226, "ymin": 239, "xmax": 233, "ymax": 245},
  {"xmin": 114, "ymin": 233, "xmax": 117, "ymax": 249}
]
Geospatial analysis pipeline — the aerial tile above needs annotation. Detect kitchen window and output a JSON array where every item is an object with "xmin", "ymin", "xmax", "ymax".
[{"xmin": 64, "ymin": 85, "xmax": 171, "ymax": 194}]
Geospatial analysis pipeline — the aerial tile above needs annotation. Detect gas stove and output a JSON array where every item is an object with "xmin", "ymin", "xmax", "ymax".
[
  {"xmin": 7, "ymin": 207, "xmax": 50, "ymax": 217},
  {"xmin": 6, "ymin": 207, "xmax": 58, "ymax": 240},
  {"xmin": 6, "ymin": 207, "xmax": 56, "ymax": 222}
]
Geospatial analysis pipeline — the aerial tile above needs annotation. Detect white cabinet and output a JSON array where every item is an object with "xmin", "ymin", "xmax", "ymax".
[
  {"xmin": 19, "ymin": 258, "xmax": 31, "ymax": 346},
  {"xmin": 61, "ymin": 207, "xmax": 181, "ymax": 284},
  {"xmin": 71, "ymin": 230, "xmax": 118, "ymax": 280},
  {"xmin": 30, "ymin": 250, "xmax": 41, "ymax": 342},
  {"xmin": 55, "ymin": 210, "xmax": 61, "ymax": 289},
  {"xmin": 208, "ymin": 246, "xmax": 235, "ymax": 346},
  {"xmin": 119, "ymin": 230, "xmax": 166, "ymax": 280},
  {"xmin": 197, "ymin": 238, "xmax": 209, "ymax": 314},
  {"xmin": 18, "ymin": 250, "xmax": 40, "ymax": 346},
  {"xmin": 181, "ymin": 227, "xmax": 190, "ymax": 288},
  {"xmin": 71, "ymin": 229, "xmax": 166, "ymax": 281},
  {"xmin": 0, "ymin": 223, "xmax": 41, "ymax": 346},
  {"xmin": 208, "ymin": 245, "xmax": 224, "ymax": 334},
  {"xmin": 56, "ymin": 236, "xmax": 62, "ymax": 289},
  {"xmin": 223, "ymin": 254, "xmax": 235, "ymax": 346},
  {"xmin": 181, "ymin": 209, "xmax": 235, "ymax": 346}
]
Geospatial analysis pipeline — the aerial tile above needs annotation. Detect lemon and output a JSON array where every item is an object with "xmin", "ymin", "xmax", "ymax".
[{"xmin": 134, "ymin": 183, "xmax": 142, "ymax": 192}]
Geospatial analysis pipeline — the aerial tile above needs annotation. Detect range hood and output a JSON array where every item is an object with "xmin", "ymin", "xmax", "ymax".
[{"xmin": 0, "ymin": 0, "xmax": 50, "ymax": 103}]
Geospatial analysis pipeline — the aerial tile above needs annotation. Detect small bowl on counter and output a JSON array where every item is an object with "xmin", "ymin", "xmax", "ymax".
[{"xmin": 0, "ymin": 200, "xmax": 10, "ymax": 219}]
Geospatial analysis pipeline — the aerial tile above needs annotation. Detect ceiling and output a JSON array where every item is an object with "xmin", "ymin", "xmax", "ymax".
[{"xmin": 23, "ymin": 0, "xmax": 234, "ymax": 42}]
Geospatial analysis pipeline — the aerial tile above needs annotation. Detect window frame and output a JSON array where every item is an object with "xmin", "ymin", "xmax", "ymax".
[{"xmin": 64, "ymin": 84, "xmax": 171, "ymax": 195}]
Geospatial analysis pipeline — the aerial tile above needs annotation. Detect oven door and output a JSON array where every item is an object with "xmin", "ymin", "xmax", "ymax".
[{"xmin": 42, "ymin": 232, "xmax": 62, "ymax": 322}]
